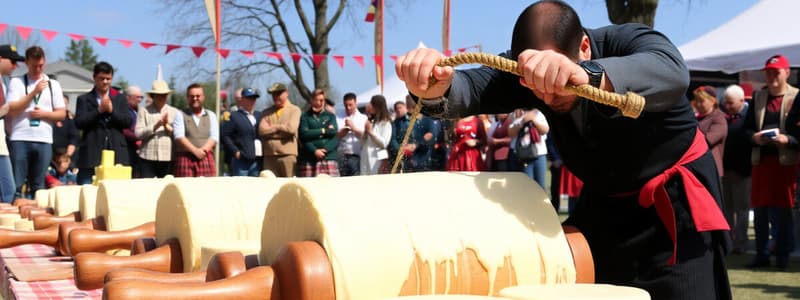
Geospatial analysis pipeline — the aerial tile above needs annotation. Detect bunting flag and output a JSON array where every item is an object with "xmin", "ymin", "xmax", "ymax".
[
  {"xmin": 140, "ymin": 42, "xmax": 156, "ymax": 49},
  {"xmin": 15, "ymin": 26, "xmax": 32, "ymax": 40},
  {"xmin": 365, "ymin": 0, "xmax": 377, "ymax": 22},
  {"xmin": 191, "ymin": 46, "xmax": 207, "ymax": 57},
  {"xmin": 312, "ymin": 54, "xmax": 326, "ymax": 67},
  {"xmin": 93, "ymin": 37, "xmax": 109, "ymax": 46},
  {"xmin": 353, "ymin": 55, "xmax": 365, "ymax": 67},
  {"xmin": 332, "ymin": 55, "xmax": 345, "ymax": 68},
  {"xmin": 240, "ymin": 50, "xmax": 254, "ymax": 58},
  {"xmin": 265, "ymin": 52, "xmax": 283, "ymax": 61},
  {"xmin": 165, "ymin": 44, "xmax": 181, "ymax": 54},
  {"xmin": 289, "ymin": 53, "xmax": 302, "ymax": 63},
  {"xmin": 67, "ymin": 33, "xmax": 85, "ymax": 41},
  {"xmin": 216, "ymin": 48, "xmax": 230, "ymax": 58},
  {"xmin": 117, "ymin": 39, "xmax": 133, "ymax": 48},
  {"xmin": 40, "ymin": 29, "xmax": 58, "ymax": 41},
  {"xmin": 0, "ymin": 24, "xmax": 6, "ymax": 36}
]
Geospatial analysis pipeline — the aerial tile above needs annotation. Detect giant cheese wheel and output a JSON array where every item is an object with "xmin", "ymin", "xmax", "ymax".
[
  {"xmin": 53, "ymin": 185, "xmax": 83, "ymax": 216},
  {"xmin": 155, "ymin": 177, "xmax": 290, "ymax": 272},
  {"xmin": 260, "ymin": 172, "xmax": 576, "ymax": 300},
  {"xmin": 95, "ymin": 178, "xmax": 173, "ymax": 232},
  {"xmin": 499, "ymin": 284, "xmax": 650, "ymax": 300},
  {"xmin": 34, "ymin": 188, "xmax": 52, "ymax": 208},
  {"xmin": 79, "ymin": 185, "xmax": 99, "ymax": 220}
]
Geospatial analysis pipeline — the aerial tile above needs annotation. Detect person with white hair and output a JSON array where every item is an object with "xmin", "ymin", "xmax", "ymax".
[
  {"xmin": 123, "ymin": 85, "xmax": 143, "ymax": 177},
  {"xmin": 721, "ymin": 83, "xmax": 751, "ymax": 254}
]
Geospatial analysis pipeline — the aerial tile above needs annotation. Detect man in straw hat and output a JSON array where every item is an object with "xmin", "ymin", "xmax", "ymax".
[
  {"xmin": 0, "ymin": 44, "xmax": 25, "ymax": 203},
  {"xmin": 396, "ymin": 1, "xmax": 731, "ymax": 298},
  {"xmin": 134, "ymin": 78, "xmax": 177, "ymax": 178},
  {"xmin": 75, "ymin": 62, "xmax": 132, "ymax": 184}
]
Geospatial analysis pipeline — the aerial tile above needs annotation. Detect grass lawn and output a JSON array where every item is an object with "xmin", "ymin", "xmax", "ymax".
[{"xmin": 727, "ymin": 253, "xmax": 800, "ymax": 300}]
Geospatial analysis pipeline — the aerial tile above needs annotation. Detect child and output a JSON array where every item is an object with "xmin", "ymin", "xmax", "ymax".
[{"xmin": 46, "ymin": 148, "xmax": 77, "ymax": 188}]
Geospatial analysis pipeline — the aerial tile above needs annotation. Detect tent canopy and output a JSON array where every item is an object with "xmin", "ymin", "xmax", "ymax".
[
  {"xmin": 678, "ymin": 0, "xmax": 800, "ymax": 74},
  {"xmin": 343, "ymin": 75, "xmax": 409, "ymax": 116}
]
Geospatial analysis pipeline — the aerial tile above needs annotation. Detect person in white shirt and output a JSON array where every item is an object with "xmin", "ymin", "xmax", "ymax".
[
  {"xmin": 336, "ymin": 92, "xmax": 367, "ymax": 176},
  {"xmin": 6, "ymin": 46, "xmax": 66, "ymax": 198},
  {"xmin": 0, "ymin": 44, "xmax": 25, "ymax": 203},
  {"xmin": 172, "ymin": 83, "xmax": 218, "ymax": 177},
  {"xmin": 508, "ymin": 108, "xmax": 549, "ymax": 189},
  {"xmin": 360, "ymin": 95, "xmax": 393, "ymax": 175}
]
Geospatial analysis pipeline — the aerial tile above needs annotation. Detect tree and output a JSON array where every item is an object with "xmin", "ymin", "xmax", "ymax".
[
  {"xmin": 114, "ymin": 75, "xmax": 130, "ymax": 92},
  {"xmin": 159, "ymin": 0, "xmax": 371, "ymax": 104},
  {"xmin": 64, "ymin": 40, "xmax": 98, "ymax": 71},
  {"xmin": 168, "ymin": 76, "xmax": 188, "ymax": 110},
  {"xmin": 605, "ymin": 0, "xmax": 659, "ymax": 28}
]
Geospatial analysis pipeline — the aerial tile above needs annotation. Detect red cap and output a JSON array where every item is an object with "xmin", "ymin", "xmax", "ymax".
[{"xmin": 764, "ymin": 54, "xmax": 790, "ymax": 70}]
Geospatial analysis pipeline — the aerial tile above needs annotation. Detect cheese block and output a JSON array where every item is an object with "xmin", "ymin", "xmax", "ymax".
[
  {"xmin": 78, "ymin": 185, "xmax": 99, "ymax": 221},
  {"xmin": 499, "ymin": 284, "xmax": 651, "ymax": 300},
  {"xmin": 34, "ymin": 188, "xmax": 52, "ymax": 208},
  {"xmin": 155, "ymin": 177, "xmax": 290, "ymax": 272},
  {"xmin": 260, "ymin": 172, "xmax": 576, "ymax": 300},
  {"xmin": 53, "ymin": 185, "xmax": 83, "ymax": 216},
  {"xmin": 14, "ymin": 219, "xmax": 34, "ymax": 231},
  {"xmin": 95, "ymin": 178, "xmax": 174, "ymax": 232},
  {"xmin": 0, "ymin": 213, "xmax": 21, "ymax": 227},
  {"xmin": 198, "ymin": 240, "xmax": 262, "ymax": 271}
]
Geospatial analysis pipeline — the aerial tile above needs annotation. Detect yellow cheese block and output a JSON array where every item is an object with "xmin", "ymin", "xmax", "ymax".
[
  {"xmin": 53, "ymin": 185, "xmax": 83, "ymax": 216},
  {"xmin": 198, "ymin": 240, "xmax": 262, "ymax": 271},
  {"xmin": 499, "ymin": 284, "xmax": 651, "ymax": 300},
  {"xmin": 260, "ymin": 172, "xmax": 575, "ymax": 300},
  {"xmin": 155, "ymin": 177, "xmax": 291, "ymax": 272},
  {"xmin": 95, "ymin": 178, "xmax": 174, "ymax": 232},
  {"xmin": 94, "ymin": 150, "xmax": 132, "ymax": 184},
  {"xmin": 79, "ymin": 185, "xmax": 99, "ymax": 221}
]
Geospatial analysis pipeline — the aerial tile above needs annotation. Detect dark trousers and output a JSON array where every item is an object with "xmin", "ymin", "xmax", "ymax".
[
  {"xmin": 338, "ymin": 154, "xmax": 360, "ymax": 176},
  {"xmin": 753, "ymin": 207, "xmax": 795, "ymax": 263},
  {"xmin": 138, "ymin": 159, "xmax": 173, "ymax": 178},
  {"xmin": 564, "ymin": 153, "xmax": 731, "ymax": 300}
]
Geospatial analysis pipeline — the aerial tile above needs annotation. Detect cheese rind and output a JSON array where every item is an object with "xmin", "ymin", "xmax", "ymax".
[
  {"xmin": 78, "ymin": 185, "xmax": 99, "ymax": 221},
  {"xmin": 95, "ymin": 178, "xmax": 173, "ymax": 232},
  {"xmin": 53, "ymin": 185, "xmax": 83, "ymax": 216},
  {"xmin": 199, "ymin": 240, "xmax": 262, "ymax": 271},
  {"xmin": 260, "ymin": 172, "xmax": 576, "ymax": 300},
  {"xmin": 34, "ymin": 189, "xmax": 52, "ymax": 208}
]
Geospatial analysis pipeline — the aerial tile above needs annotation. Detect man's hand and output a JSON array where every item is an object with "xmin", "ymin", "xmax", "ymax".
[
  {"xmin": 99, "ymin": 94, "xmax": 113, "ymax": 113},
  {"xmin": 517, "ymin": 49, "xmax": 588, "ymax": 111},
  {"xmin": 396, "ymin": 48, "xmax": 454, "ymax": 99},
  {"xmin": 29, "ymin": 106, "xmax": 46, "ymax": 119},
  {"xmin": 344, "ymin": 118, "xmax": 354, "ymax": 129},
  {"xmin": 235, "ymin": 151, "xmax": 241, "ymax": 160},
  {"xmin": 314, "ymin": 149, "xmax": 327, "ymax": 160},
  {"xmin": 33, "ymin": 79, "xmax": 48, "ymax": 95},
  {"xmin": 773, "ymin": 134, "xmax": 790, "ymax": 146}
]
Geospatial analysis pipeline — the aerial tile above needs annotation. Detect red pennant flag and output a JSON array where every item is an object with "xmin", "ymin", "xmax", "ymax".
[
  {"xmin": 191, "ymin": 46, "xmax": 206, "ymax": 57},
  {"xmin": 443, "ymin": 50, "xmax": 452, "ymax": 57},
  {"xmin": 353, "ymin": 55, "xmax": 365, "ymax": 67},
  {"xmin": 289, "ymin": 53, "xmax": 303, "ymax": 63},
  {"xmin": 312, "ymin": 54, "xmax": 326, "ymax": 67},
  {"xmin": 0, "ymin": 24, "xmax": 7, "ymax": 37},
  {"xmin": 117, "ymin": 39, "xmax": 133, "ymax": 48},
  {"xmin": 240, "ymin": 50, "xmax": 254, "ymax": 58},
  {"xmin": 216, "ymin": 48, "xmax": 230, "ymax": 58},
  {"xmin": 265, "ymin": 52, "xmax": 283, "ymax": 61},
  {"xmin": 40, "ymin": 29, "xmax": 58, "ymax": 41},
  {"xmin": 458, "ymin": 48, "xmax": 466, "ymax": 53},
  {"xmin": 332, "ymin": 55, "xmax": 344, "ymax": 68},
  {"xmin": 15, "ymin": 26, "xmax": 32, "ymax": 40},
  {"xmin": 165, "ymin": 44, "xmax": 181, "ymax": 54},
  {"xmin": 372, "ymin": 55, "xmax": 382, "ymax": 64},
  {"xmin": 93, "ymin": 37, "xmax": 108, "ymax": 46},
  {"xmin": 67, "ymin": 33, "xmax": 85, "ymax": 41},
  {"xmin": 140, "ymin": 42, "xmax": 156, "ymax": 49},
  {"xmin": 389, "ymin": 55, "xmax": 398, "ymax": 61}
]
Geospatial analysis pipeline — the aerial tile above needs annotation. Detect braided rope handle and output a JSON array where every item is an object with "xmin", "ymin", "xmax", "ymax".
[{"xmin": 439, "ymin": 52, "xmax": 645, "ymax": 118}]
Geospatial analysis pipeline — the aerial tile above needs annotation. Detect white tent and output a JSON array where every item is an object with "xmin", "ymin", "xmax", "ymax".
[
  {"xmin": 678, "ymin": 0, "xmax": 800, "ymax": 74},
  {"xmin": 342, "ymin": 74, "xmax": 409, "ymax": 116}
]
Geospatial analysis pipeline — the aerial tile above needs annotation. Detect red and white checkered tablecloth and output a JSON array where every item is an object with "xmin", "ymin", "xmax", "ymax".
[
  {"xmin": 9, "ymin": 279, "xmax": 102, "ymax": 299},
  {"xmin": 0, "ymin": 245, "xmax": 101, "ymax": 299}
]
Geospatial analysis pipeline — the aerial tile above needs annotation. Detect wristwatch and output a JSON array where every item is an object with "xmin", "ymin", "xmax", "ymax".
[{"xmin": 578, "ymin": 60, "xmax": 604, "ymax": 88}]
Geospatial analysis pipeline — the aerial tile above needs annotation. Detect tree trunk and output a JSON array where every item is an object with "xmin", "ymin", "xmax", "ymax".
[
  {"xmin": 605, "ymin": 0, "xmax": 659, "ymax": 28},
  {"xmin": 313, "ymin": 0, "xmax": 330, "ymax": 94}
]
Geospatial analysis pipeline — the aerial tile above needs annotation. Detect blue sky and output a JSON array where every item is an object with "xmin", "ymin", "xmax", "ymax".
[{"xmin": 1, "ymin": 0, "xmax": 758, "ymax": 104}]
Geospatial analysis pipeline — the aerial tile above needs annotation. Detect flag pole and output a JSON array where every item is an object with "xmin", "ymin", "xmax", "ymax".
[
  {"xmin": 442, "ymin": 0, "xmax": 450, "ymax": 54},
  {"xmin": 212, "ymin": 0, "xmax": 222, "ymax": 176}
]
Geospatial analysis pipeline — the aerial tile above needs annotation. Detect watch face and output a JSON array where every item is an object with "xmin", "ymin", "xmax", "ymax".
[{"xmin": 581, "ymin": 60, "xmax": 603, "ymax": 74}]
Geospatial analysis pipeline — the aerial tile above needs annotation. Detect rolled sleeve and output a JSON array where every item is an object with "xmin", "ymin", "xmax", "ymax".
[
  {"xmin": 172, "ymin": 112, "xmax": 186, "ymax": 139},
  {"xmin": 208, "ymin": 111, "xmax": 219, "ymax": 142}
]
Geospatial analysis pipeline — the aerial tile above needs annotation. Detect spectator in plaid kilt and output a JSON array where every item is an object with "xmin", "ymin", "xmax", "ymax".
[
  {"xmin": 298, "ymin": 89, "xmax": 339, "ymax": 177},
  {"xmin": 172, "ymin": 83, "xmax": 218, "ymax": 177},
  {"xmin": 258, "ymin": 83, "xmax": 300, "ymax": 178}
]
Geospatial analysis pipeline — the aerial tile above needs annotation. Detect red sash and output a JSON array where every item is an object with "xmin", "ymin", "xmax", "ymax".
[{"xmin": 639, "ymin": 129, "xmax": 730, "ymax": 265}]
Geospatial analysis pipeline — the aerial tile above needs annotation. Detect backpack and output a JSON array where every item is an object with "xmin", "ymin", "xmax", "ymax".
[{"xmin": 515, "ymin": 121, "xmax": 540, "ymax": 163}]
